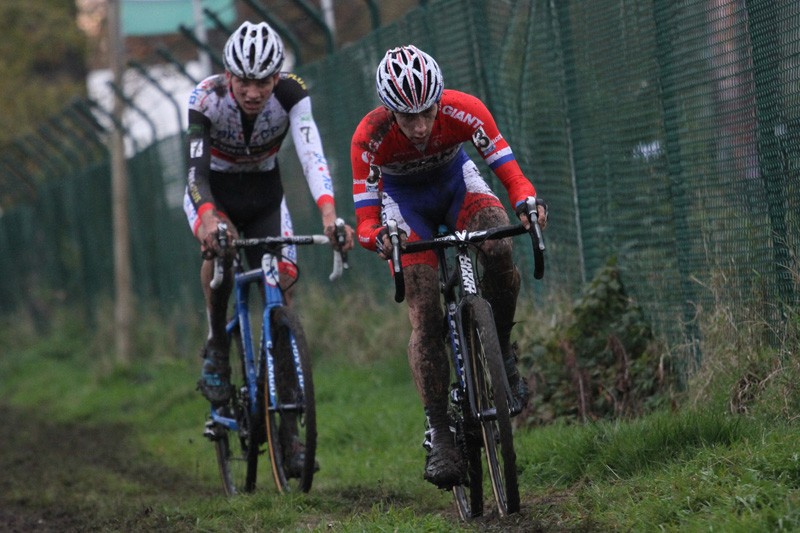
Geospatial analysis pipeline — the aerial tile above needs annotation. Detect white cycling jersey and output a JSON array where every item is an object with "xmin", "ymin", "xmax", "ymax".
[{"xmin": 184, "ymin": 72, "xmax": 334, "ymax": 236}]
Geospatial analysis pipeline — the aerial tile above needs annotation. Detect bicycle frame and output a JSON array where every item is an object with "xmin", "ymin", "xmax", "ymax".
[
  {"xmin": 209, "ymin": 249, "xmax": 294, "ymax": 430},
  {"xmin": 208, "ymin": 224, "xmax": 343, "ymax": 422},
  {"xmin": 436, "ymin": 235, "xmax": 495, "ymax": 422}
]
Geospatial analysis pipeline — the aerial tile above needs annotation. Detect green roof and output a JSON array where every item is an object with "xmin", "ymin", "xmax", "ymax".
[{"xmin": 122, "ymin": 0, "xmax": 235, "ymax": 36}]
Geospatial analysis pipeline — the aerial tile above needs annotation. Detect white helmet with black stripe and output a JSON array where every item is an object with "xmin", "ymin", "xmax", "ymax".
[
  {"xmin": 376, "ymin": 45, "xmax": 443, "ymax": 113},
  {"xmin": 224, "ymin": 21, "xmax": 284, "ymax": 79}
]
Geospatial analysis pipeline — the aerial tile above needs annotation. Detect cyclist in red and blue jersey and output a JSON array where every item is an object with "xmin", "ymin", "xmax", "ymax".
[
  {"xmin": 185, "ymin": 21, "xmax": 354, "ymax": 407},
  {"xmin": 351, "ymin": 45, "xmax": 547, "ymax": 489}
]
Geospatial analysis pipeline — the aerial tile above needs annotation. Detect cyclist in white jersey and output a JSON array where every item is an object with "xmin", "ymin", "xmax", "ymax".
[{"xmin": 184, "ymin": 21, "xmax": 354, "ymax": 406}]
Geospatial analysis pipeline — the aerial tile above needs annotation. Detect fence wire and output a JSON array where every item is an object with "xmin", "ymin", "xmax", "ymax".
[{"xmin": 0, "ymin": 0, "xmax": 798, "ymax": 370}]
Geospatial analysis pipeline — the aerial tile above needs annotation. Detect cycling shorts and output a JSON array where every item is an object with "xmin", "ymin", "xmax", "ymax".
[
  {"xmin": 183, "ymin": 167, "xmax": 298, "ymax": 278},
  {"xmin": 381, "ymin": 148, "xmax": 503, "ymax": 268}
]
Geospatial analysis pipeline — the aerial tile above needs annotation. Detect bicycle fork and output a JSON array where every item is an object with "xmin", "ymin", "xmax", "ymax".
[
  {"xmin": 446, "ymin": 299, "xmax": 466, "ymax": 407},
  {"xmin": 264, "ymin": 325, "xmax": 306, "ymax": 414}
]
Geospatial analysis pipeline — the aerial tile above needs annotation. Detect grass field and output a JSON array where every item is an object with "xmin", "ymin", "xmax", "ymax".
[{"xmin": 2, "ymin": 286, "xmax": 800, "ymax": 531}]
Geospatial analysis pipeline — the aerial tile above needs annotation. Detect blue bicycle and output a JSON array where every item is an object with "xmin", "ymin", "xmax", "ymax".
[{"xmin": 202, "ymin": 220, "xmax": 347, "ymax": 495}]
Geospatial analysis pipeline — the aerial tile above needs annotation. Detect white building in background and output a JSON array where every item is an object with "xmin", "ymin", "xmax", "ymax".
[
  {"xmin": 85, "ymin": 59, "xmax": 202, "ymax": 208},
  {"xmin": 87, "ymin": 60, "xmax": 203, "ymax": 151}
]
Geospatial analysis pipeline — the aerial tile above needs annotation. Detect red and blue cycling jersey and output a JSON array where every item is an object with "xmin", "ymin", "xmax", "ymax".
[{"xmin": 351, "ymin": 89, "xmax": 536, "ymax": 252}]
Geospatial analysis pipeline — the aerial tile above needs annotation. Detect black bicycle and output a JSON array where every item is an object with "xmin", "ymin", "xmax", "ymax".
[
  {"xmin": 388, "ymin": 198, "xmax": 545, "ymax": 519},
  {"xmin": 203, "ymin": 219, "xmax": 348, "ymax": 495}
]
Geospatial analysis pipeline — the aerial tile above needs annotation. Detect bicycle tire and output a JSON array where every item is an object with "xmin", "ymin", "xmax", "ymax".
[
  {"xmin": 461, "ymin": 295, "xmax": 520, "ymax": 516},
  {"xmin": 213, "ymin": 325, "xmax": 260, "ymax": 495},
  {"xmin": 264, "ymin": 306, "xmax": 317, "ymax": 493},
  {"xmin": 452, "ymin": 413, "xmax": 484, "ymax": 519}
]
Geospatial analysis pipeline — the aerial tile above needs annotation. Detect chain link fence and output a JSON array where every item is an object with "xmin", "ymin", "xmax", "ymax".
[{"xmin": 1, "ymin": 0, "xmax": 798, "ymax": 368}]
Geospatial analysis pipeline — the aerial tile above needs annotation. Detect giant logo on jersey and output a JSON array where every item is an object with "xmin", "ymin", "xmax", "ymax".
[{"xmin": 441, "ymin": 105, "xmax": 485, "ymax": 128}]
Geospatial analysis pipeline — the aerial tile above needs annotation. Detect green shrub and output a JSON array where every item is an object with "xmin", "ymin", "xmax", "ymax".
[{"xmin": 517, "ymin": 258, "xmax": 674, "ymax": 426}]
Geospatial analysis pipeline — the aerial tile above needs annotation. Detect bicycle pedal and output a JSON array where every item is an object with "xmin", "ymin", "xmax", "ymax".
[
  {"xmin": 450, "ymin": 387, "xmax": 462, "ymax": 404},
  {"xmin": 203, "ymin": 419, "xmax": 223, "ymax": 441}
]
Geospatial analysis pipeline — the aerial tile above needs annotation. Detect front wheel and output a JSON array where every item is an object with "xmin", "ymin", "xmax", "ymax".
[
  {"xmin": 452, "ymin": 412, "xmax": 484, "ymax": 519},
  {"xmin": 457, "ymin": 295, "xmax": 520, "ymax": 516},
  {"xmin": 264, "ymin": 306, "xmax": 317, "ymax": 493}
]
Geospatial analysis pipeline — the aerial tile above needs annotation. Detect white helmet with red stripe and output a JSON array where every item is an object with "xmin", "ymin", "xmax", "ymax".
[{"xmin": 376, "ymin": 45, "xmax": 443, "ymax": 113}]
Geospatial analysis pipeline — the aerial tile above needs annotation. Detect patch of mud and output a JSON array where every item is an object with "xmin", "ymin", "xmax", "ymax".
[{"xmin": 0, "ymin": 403, "xmax": 208, "ymax": 531}]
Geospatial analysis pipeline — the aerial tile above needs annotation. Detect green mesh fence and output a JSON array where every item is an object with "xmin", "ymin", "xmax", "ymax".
[{"xmin": 0, "ymin": 0, "xmax": 798, "ymax": 369}]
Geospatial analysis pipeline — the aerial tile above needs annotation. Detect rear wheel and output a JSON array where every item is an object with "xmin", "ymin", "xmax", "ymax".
[
  {"xmin": 213, "ymin": 325, "xmax": 260, "ymax": 495},
  {"xmin": 264, "ymin": 307, "xmax": 317, "ymax": 493},
  {"xmin": 458, "ymin": 295, "xmax": 519, "ymax": 516}
]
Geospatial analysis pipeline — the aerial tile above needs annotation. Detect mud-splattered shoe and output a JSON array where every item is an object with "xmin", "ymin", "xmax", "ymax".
[
  {"xmin": 196, "ymin": 345, "xmax": 231, "ymax": 407},
  {"xmin": 423, "ymin": 442, "xmax": 466, "ymax": 489}
]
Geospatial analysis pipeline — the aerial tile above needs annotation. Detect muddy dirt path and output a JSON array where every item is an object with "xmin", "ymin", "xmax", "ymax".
[
  {"xmin": 0, "ymin": 402, "xmax": 577, "ymax": 532},
  {"xmin": 0, "ymin": 403, "xmax": 213, "ymax": 532}
]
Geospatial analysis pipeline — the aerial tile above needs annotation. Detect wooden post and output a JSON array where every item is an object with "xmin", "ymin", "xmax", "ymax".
[{"xmin": 107, "ymin": 0, "xmax": 133, "ymax": 364}]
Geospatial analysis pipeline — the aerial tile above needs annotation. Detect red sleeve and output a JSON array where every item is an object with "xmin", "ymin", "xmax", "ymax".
[
  {"xmin": 351, "ymin": 109, "xmax": 387, "ymax": 251},
  {"xmin": 441, "ymin": 91, "xmax": 536, "ymax": 207}
]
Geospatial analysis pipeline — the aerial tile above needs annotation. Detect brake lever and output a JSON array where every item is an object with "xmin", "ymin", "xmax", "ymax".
[
  {"xmin": 334, "ymin": 217, "xmax": 349, "ymax": 270},
  {"xmin": 387, "ymin": 220, "xmax": 405, "ymax": 302},
  {"xmin": 526, "ymin": 197, "xmax": 546, "ymax": 280},
  {"xmin": 329, "ymin": 218, "xmax": 349, "ymax": 282}
]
